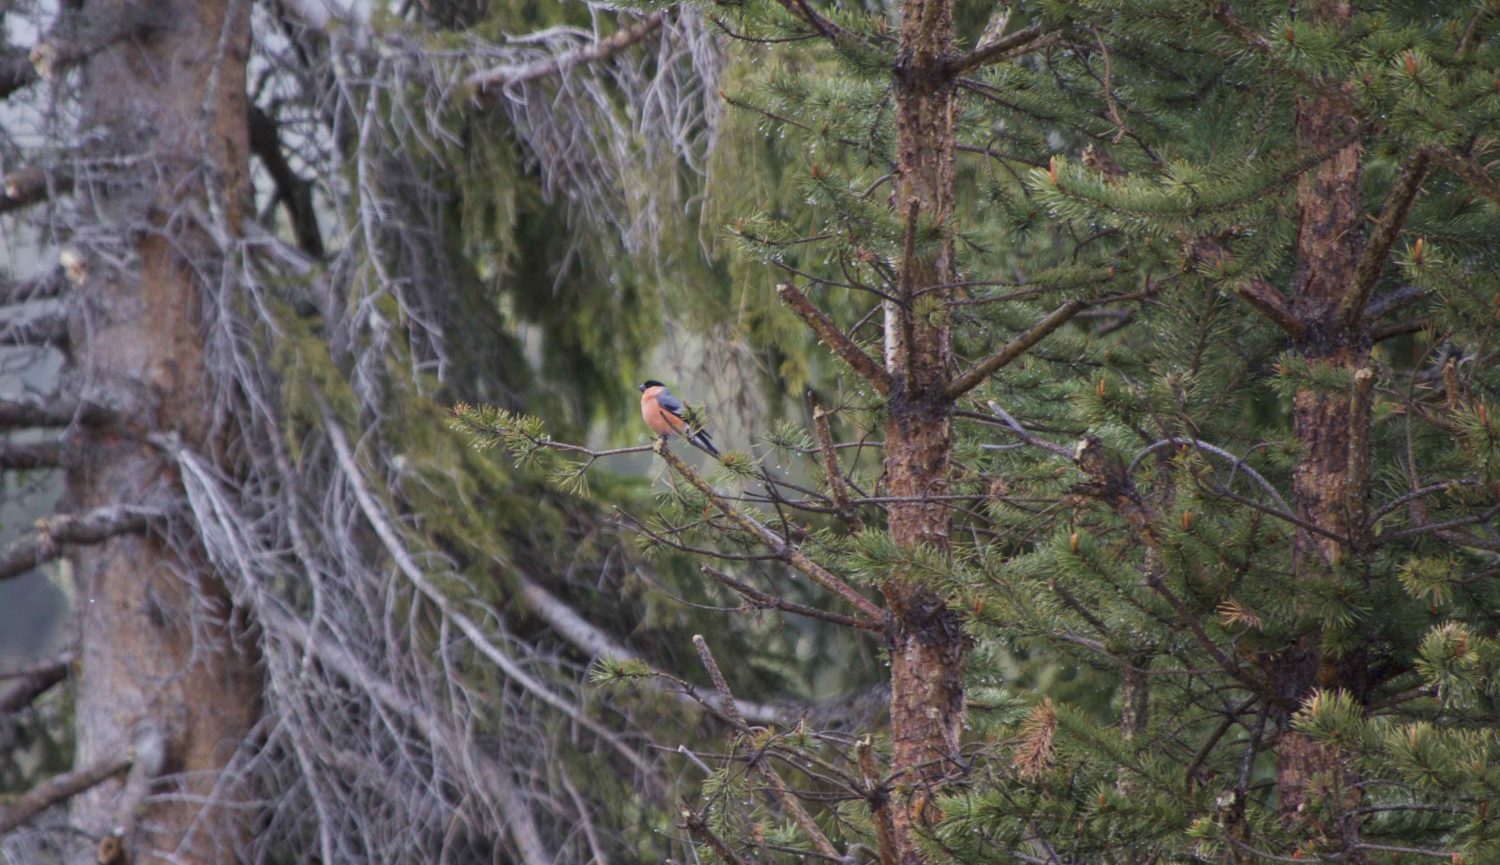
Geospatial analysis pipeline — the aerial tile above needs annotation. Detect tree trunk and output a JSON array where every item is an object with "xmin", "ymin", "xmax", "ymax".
[
  {"xmin": 66, "ymin": 2, "xmax": 261, "ymax": 862},
  {"xmin": 884, "ymin": 0, "xmax": 964, "ymax": 859},
  {"xmin": 1278, "ymin": 0, "xmax": 1367, "ymax": 847}
]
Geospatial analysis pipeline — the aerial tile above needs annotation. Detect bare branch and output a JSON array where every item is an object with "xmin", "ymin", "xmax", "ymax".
[
  {"xmin": 944, "ymin": 24, "xmax": 1047, "ymax": 76},
  {"xmin": 249, "ymin": 105, "xmax": 325, "ymax": 258},
  {"xmin": 27, "ymin": 4, "xmax": 157, "ymax": 81},
  {"xmin": 0, "ymin": 661, "xmax": 68, "ymax": 713},
  {"xmin": 1343, "ymin": 154, "xmax": 1430, "ymax": 326},
  {"xmin": 0, "ymin": 651, "xmax": 74, "ymax": 681},
  {"xmin": 693, "ymin": 635, "xmax": 843, "ymax": 862},
  {"xmin": 0, "ymin": 307, "xmax": 69, "ymax": 348},
  {"xmin": 1233, "ymin": 276, "xmax": 1304, "ymax": 337},
  {"xmin": 0, "ymin": 754, "xmax": 133, "ymax": 835},
  {"xmin": 0, "ymin": 438, "xmax": 67, "ymax": 470},
  {"xmin": 812, "ymin": 403, "xmax": 863, "ymax": 531},
  {"xmin": 0, "ymin": 395, "xmax": 108, "ymax": 428},
  {"xmin": 469, "ymin": 12, "xmax": 667, "ymax": 93},
  {"xmin": 777, "ymin": 283, "xmax": 893, "ymax": 396},
  {"xmin": 324, "ymin": 413, "xmax": 658, "ymax": 779},
  {"xmin": 0, "ymin": 49, "xmax": 37, "ymax": 100},
  {"xmin": 0, "ymin": 505, "xmax": 159, "ymax": 582},
  {"xmin": 681, "ymin": 802, "xmax": 754, "ymax": 865},
  {"xmin": 858, "ymin": 735, "xmax": 900, "ymax": 865},
  {"xmin": 0, "ymin": 268, "xmax": 68, "ymax": 307},
  {"xmin": 0, "ymin": 167, "xmax": 73, "ymax": 214},
  {"xmin": 654, "ymin": 440, "xmax": 885, "ymax": 623},
  {"xmin": 513, "ymin": 568, "xmax": 793, "ymax": 723},
  {"xmin": 944, "ymin": 300, "xmax": 1085, "ymax": 400}
]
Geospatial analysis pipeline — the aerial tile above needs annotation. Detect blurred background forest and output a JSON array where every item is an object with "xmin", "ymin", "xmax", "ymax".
[{"xmin": 2, "ymin": 1, "xmax": 1499, "ymax": 864}]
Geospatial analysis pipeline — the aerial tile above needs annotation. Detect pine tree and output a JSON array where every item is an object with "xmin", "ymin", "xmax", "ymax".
[{"xmin": 462, "ymin": 1, "xmax": 1500, "ymax": 864}]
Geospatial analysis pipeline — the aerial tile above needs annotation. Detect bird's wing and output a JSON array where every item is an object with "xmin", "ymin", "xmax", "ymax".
[{"xmin": 655, "ymin": 388, "xmax": 686, "ymax": 418}]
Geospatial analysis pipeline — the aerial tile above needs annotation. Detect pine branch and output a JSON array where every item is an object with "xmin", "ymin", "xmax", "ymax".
[
  {"xmin": 944, "ymin": 300, "xmax": 1085, "ymax": 400},
  {"xmin": 944, "ymin": 24, "xmax": 1047, "ymax": 76},
  {"xmin": 701, "ymin": 564, "xmax": 881, "ymax": 631},
  {"xmin": 1430, "ymin": 146, "xmax": 1500, "ymax": 205},
  {"xmin": 680, "ymin": 801, "xmax": 754, "ymax": 865},
  {"xmin": 777, "ymin": 283, "xmax": 893, "ymax": 396},
  {"xmin": 468, "ymin": 12, "xmax": 666, "ymax": 93},
  {"xmin": 693, "ymin": 635, "xmax": 843, "ymax": 862},
  {"xmin": 770, "ymin": 0, "xmax": 843, "ymax": 43},
  {"xmin": 655, "ymin": 440, "xmax": 885, "ymax": 623},
  {"xmin": 1343, "ymin": 154, "xmax": 1430, "ymax": 326},
  {"xmin": 0, "ymin": 505, "xmax": 159, "ymax": 582},
  {"xmin": 0, "ymin": 753, "xmax": 133, "ymax": 835}
]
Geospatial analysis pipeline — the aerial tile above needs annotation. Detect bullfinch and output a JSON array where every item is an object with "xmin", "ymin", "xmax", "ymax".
[{"xmin": 639, "ymin": 380, "xmax": 720, "ymax": 457}]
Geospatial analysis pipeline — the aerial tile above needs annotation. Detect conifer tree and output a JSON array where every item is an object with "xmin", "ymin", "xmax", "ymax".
[{"xmin": 462, "ymin": 1, "xmax": 1500, "ymax": 864}]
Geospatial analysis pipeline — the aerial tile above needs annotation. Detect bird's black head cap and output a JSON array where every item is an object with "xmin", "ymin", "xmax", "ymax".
[{"xmin": 639, "ymin": 380, "xmax": 665, "ymax": 392}]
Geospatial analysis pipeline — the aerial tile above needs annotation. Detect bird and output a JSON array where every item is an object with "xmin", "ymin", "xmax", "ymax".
[{"xmin": 639, "ymin": 380, "xmax": 720, "ymax": 457}]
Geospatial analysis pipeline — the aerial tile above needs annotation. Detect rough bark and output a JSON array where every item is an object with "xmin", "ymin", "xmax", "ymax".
[
  {"xmin": 883, "ymin": 0, "xmax": 964, "ymax": 859},
  {"xmin": 1278, "ymin": 0, "xmax": 1369, "ymax": 848},
  {"xmin": 64, "ymin": 2, "xmax": 262, "ymax": 862}
]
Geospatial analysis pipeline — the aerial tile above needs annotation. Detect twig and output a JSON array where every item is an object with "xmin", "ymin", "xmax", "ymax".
[
  {"xmin": 655, "ymin": 440, "xmax": 885, "ymax": 623},
  {"xmin": 693, "ymin": 636, "xmax": 843, "ymax": 862},
  {"xmin": 812, "ymin": 403, "xmax": 863, "ymax": 530},
  {"xmin": 701, "ymin": 565, "xmax": 881, "ymax": 632},
  {"xmin": 944, "ymin": 300, "xmax": 1085, "ymax": 400}
]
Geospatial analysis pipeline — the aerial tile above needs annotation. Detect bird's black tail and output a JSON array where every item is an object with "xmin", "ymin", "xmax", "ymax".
[{"xmin": 689, "ymin": 429, "xmax": 721, "ymax": 458}]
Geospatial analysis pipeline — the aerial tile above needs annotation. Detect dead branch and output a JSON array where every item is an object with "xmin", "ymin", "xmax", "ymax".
[
  {"xmin": 0, "ymin": 505, "xmax": 159, "ymax": 582},
  {"xmin": 27, "ymin": 3, "xmax": 157, "ymax": 81},
  {"xmin": 700, "ymin": 564, "xmax": 882, "ymax": 631},
  {"xmin": 0, "ymin": 395, "xmax": 110, "ymax": 428},
  {"xmin": 0, "ymin": 167, "xmax": 73, "ymax": 214},
  {"xmin": 654, "ymin": 440, "xmax": 885, "ymax": 623},
  {"xmin": 248, "ymin": 105, "xmax": 325, "ymax": 258},
  {"xmin": 0, "ymin": 268, "xmax": 68, "ymax": 307},
  {"xmin": 1343, "ymin": 153, "xmax": 1430, "ymax": 326},
  {"xmin": 0, "ymin": 48, "xmax": 36, "ymax": 99},
  {"xmin": 857, "ymin": 735, "xmax": 899, "ymax": 865},
  {"xmin": 812, "ymin": 403, "xmax": 864, "ymax": 531},
  {"xmin": 1233, "ymin": 276, "xmax": 1304, "ymax": 337},
  {"xmin": 324, "ymin": 413, "xmax": 659, "ymax": 780},
  {"xmin": 469, "ymin": 12, "xmax": 667, "ymax": 93},
  {"xmin": 777, "ymin": 283, "xmax": 893, "ymax": 396},
  {"xmin": 0, "ymin": 307, "xmax": 69, "ymax": 349},
  {"xmin": 0, "ymin": 661, "xmax": 68, "ymax": 713},
  {"xmin": 513, "ymin": 569, "xmax": 793, "ymax": 723},
  {"xmin": 0, "ymin": 753, "xmax": 133, "ymax": 835},
  {"xmin": 0, "ymin": 651, "xmax": 74, "ymax": 681},
  {"xmin": 944, "ymin": 24, "xmax": 1047, "ymax": 76},
  {"xmin": 944, "ymin": 300, "xmax": 1086, "ymax": 400},
  {"xmin": 0, "ymin": 438, "xmax": 67, "ymax": 470},
  {"xmin": 693, "ymin": 635, "xmax": 843, "ymax": 862}
]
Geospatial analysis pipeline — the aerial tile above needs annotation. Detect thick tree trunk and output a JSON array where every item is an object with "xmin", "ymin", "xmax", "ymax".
[
  {"xmin": 66, "ymin": 2, "xmax": 261, "ymax": 862},
  {"xmin": 884, "ymin": 0, "xmax": 964, "ymax": 860},
  {"xmin": 1278, "ymin": 0, "xmax": 1367, "ymax": 847}
]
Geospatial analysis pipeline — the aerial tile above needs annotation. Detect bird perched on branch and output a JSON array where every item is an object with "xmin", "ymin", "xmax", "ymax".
[{"xmin": 639, "ymin": 380, "xmax": 720, "ymax": 457}]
